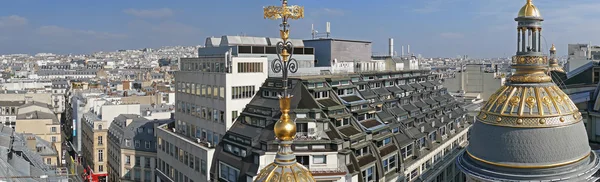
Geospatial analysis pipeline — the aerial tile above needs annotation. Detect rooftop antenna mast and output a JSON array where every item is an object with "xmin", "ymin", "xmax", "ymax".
[{"xmin": 311, "ymin": 22, "xmax": 331, "ymax": 39}]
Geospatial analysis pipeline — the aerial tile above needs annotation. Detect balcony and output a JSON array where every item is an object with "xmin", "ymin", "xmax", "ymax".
[
  {"xmin": 308, "ymin": 167, "xmax": 347, "ymax": 177},
  {"xmin": 294, "ymin": 131, "xmax": 326, "ymax": 141},
  {"xmin": 159, "ymin": 123, "xmax": 215, "ymax": 149}
]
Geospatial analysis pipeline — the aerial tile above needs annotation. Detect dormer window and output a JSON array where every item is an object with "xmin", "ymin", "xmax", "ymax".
[
  {"xmin": 355, "ymin": 147, "xmax": 370, "ymax": 157},
  {"xmin": 440, "ymin": 126, "xmax": 447, "ymax": 136},
  {"xmin": 335, "ymin": 118, "xmax": 350, "ymax": 127},
  {"xmin": 316, "ymin": 83, "xmax": 324, "ymax": 88},
  {"xmin": 313, "ymin": 91, "xmax": 329, "ymax": 99},
  {"xmin": 429, "ymin": 131, "xmax": 437, "ymax": 142},
  {"xmin": 401, "ymin": 144, "xmax": 413, "ymax": 159},
  {"xmin": 417, "ymin": 137, "xmax": 426, "ymax": 149},
  {"xmin": 359, "ymin": 85, "xmax": 366, "ymax": 91}
]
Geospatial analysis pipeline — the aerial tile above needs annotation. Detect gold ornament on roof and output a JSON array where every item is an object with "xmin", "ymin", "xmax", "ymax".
[
  {"xmin": 518, "ymin": 0, "xmax": 541, "ymax": 17},
  {"xmin": 255, "ymin": 1, "xmax": 315, "ymax": 182}
]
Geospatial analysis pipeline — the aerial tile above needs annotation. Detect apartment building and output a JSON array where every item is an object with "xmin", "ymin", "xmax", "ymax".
[
  {"xmin": 210, "ymin": 70, "xmax": 471, "ymax": 182},
  {"xmin": 107, "ymin": 114, "xmax": 171, "ymax": 182},
  {"xmin": 14, "ymin": 102, "xmax": 63, "ymax": 165},
  {"xmin": 0, "ymin": 101, "xmax": 20, "ymax": 129},
  {"xmin": 155, "ymin": 36, "xmax": 313, "ymax": 182},
  {"xmin": 81, "ymin": 112, "xmax": 109, "ymax": 181}
]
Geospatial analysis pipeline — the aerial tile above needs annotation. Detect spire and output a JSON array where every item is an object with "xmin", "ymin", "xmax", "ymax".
[{"xmin": 255, "ymin": 1, "xmax": 315, "ymax": 181}]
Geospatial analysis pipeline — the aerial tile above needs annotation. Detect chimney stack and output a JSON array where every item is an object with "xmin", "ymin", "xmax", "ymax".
[
  {"xmin": 402, "ymin": 46, "xmax": 405, "ymax": 56},
  {"xmin": 389, "ymin": 38, "xmax": 394, "ymax": 57},
  {"xmin": 408, "ymin": 45, "xmax": 411, "ymax": 55}
]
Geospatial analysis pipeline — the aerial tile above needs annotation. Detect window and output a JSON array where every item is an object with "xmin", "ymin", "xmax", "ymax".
[
  {"xmin": 362, "ymin": 167, "xmax": 374, "ymax": 182},
  {"xmin": 232, "ymin": 85, "xmax": 256, "ymax": 99},
  {"xmin": 125, "ymin": 139, "xmax": 131, "ymax": 147},
  {"xmin": 134, "ymin": 169, "xmax": 141, "ymax": 181},
  {"xmin": 145, "ymin": 157, "xmax": 151, "ymax": 168},
  {"xmin": 219, "ymin": 162, "xmax": 239, "ymax": 182},
  {"xmin": 313, "ymin": 91, "xmax": 329, "ymax": 99},
  {"xmin": 145, "ymin": 141, "xmax": 150, "ymax": 149},
  {"xmin": 97, "ymin": 136, "xmax": 103, "ymax": 145},
  {"xmin": 98, "ymin": 150, "xmax": 103, "ymax": 162},
  {"xmin": 51, "ymin": 127, "xmax": 56, "ymax": 133},
  {"xmin": 355, "ymin": 147, "xmax": 369, "ymax": 157},
  {"xmin": 232, "ymin": 111, "xmax": 238, "ymax": 122},
  {"xmin": 335, "ymin": 118, "xmax": 350, "ymax": 127},
  {"xmin": 136, "ymin": 156, "xmax": 141, "ymax": 166},
  {"xmin": 429, "ymin": 131, "xmax": 437, "ymax": 142},
  {"xmin": 237, "ymin": 62, "xmax": 263, "ymax": 73},
  {"xmin": 126, "ymin": 155, "xmax": 131, "ymax": 165},
  {"xmin": 401, "ymin": 144, "xmax": 413, "ymax": 159},
  {"xmin": 313, "ymin": 155, "xmax": 326, "ymax": 164},
  {"xmin": 46, "ymin": 158, "xmax": 51, "ymax": 165},
  {"xmin": 409, "ymin": 168, "xmax": 419, "ymax": 181},
  {"xmin": 144, "ymin": 171, "xmax": 151, "ymax": 182},
  {"xmin": 135, "ymin": 140, "xmax": 140, "ymax": 148},
  {"xmin": 201, "ymin": 159, "xmax": 207, "ymax": 175},
  {"xmin": 187, "ymin": 154, "xmax": 194, "ymax": 169},
  {"xmin": 99, "ymin": 165, "xmax": 103, "ymax": 172},
  {"xmin": 51, "ymin": 136, "xmax": 57, "ymax": 142},
  {"xmin": 382, "ymin": 155, "xmax": 397, "ymax": 172}
]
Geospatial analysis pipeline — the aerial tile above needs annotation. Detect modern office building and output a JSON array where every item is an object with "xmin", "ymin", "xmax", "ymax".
[
  {"xmin": 456, "ymin": 0, "xmax": 600, "ymax": 181},
  {"xmin": 155, "ymin": 36, "xmax": 278, "ymax": 182},
  {"xmin": 107, "ymin": 114, "xmax": 171, "ymax": 182},
  {"xmin": 211, "ymin": 70, "xmax": 472, "ymax": 181}
]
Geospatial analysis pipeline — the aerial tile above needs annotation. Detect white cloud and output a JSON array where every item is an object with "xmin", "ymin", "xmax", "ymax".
[
  {"xmin": 440, "ymin": 32, "xmax": 464, "ymax": 39},
  {"xmin": 123, "ymin": 8, "xmax": 173, "ymax": 18},
  {"xmin": 0, "ymin": 15, "xmax": 28, "ymax": 27},
  {"xmin": 36, "ymin": 25, "xmax": 127, "ymax": 39},
  {"xmin": 322, "ymin": 8, "xmax": 345, "ymax": 16},
  {"xmin": 309, "ymin": 8, "xmax": 346, "ymax": 18}
]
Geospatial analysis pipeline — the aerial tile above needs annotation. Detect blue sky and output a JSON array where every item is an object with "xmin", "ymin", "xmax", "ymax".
[{"xmin": 0, "ymin": 0, "xmax": 598, "ymax": 58}]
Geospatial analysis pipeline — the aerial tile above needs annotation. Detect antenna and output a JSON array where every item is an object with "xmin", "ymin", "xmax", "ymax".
[
  {"xmin": 326, "ymin": 22, "xmax": 331, "ymax": 38},
  {"xmin": 311, "ymin": 24, "xmax": 315, "ymax": 39}
]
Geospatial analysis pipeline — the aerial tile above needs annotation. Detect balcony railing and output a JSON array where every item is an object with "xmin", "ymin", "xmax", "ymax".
[
  {"xmin": 309, "ymin": 167, "xmax": 347, "ymax": 176},
  {"xmin": 294, "ymin": 131, "xmax": 324, "ymax": 140}
]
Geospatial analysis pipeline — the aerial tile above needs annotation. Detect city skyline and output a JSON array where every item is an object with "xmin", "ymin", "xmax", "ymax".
[{"xmin": 0, "ymin": 0, "xmax": 599, "ymax": 58}]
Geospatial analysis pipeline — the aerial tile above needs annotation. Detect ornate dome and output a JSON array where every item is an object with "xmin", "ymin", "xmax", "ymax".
[
  {"xmin": 457, "ymin": 0, "xmax": 600, "ymax": 181},
  {"xmin": 518, "ymin": 0, "xmax": 541, "ymax": 18},
  {"xmin": 254, "ymin": 161, "xmax": 315, "ymax": 181}
]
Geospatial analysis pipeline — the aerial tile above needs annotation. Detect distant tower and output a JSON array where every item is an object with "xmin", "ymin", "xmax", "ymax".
[
  {"xmin": 548, "ymin": 44, "xmax": 565, "ymax": 73},
  {"xmin": 456, "ymin": 0, "xmax": 600, "ymax": 181}
]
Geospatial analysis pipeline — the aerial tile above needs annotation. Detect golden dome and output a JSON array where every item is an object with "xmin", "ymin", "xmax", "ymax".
[
  {"xmin": 518, "ymin": 0, "xmax": 541, "ymax": 18},
  {"xmin": 550, "ymin": 44, "xmax": 556, "ymax": 52},
  {"xmin": 255, "ymin": 162, "xmax": 316, "ymax": 182}
]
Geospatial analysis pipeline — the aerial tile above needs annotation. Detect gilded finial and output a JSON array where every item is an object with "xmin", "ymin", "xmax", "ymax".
[
  {"xmin": 518, "ymin": 0, "xmax": 541, "ymax": 17},
  {"xmin": 255, "ymin": 1, "xmax": 315, "ymax": 182},
  {"xmin": 550, "ymin": 44, "xmax": 556, "ymax": 51}
]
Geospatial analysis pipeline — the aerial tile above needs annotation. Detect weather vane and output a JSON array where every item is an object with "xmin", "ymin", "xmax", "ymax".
[{"xmin": 263, "ymin": 0, "xmax": 303, "ymax": 97}]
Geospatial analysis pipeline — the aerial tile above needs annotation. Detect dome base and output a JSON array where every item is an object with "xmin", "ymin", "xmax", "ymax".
[{"xmin": 457, "ymin": 150, "xmax": 600, "ymax": 182}]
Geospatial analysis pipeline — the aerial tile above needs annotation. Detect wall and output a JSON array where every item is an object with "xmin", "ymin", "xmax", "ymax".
[{"xmin": 101, "ymin": 104, "xmax": 141, "ymax": 126}]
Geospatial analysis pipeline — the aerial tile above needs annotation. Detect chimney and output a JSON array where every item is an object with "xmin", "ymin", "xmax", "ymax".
[
  {"xmin": 420, "ymin": 126, "xmax": 425, "ymax": 133},
  {"xmin": 26, "ymin": 136, "xmax": 37, "ymax": 151},
  {"xmin": 408, "ymin": 45, "xmax": 411, "ymax": 55},
  {"xmin": 389, "ymin": 38, "xmax": 394, "ymax": 57},
  {"xmin": 401, "ymin": 46, "xmax": 405, "ymax": 56}
]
